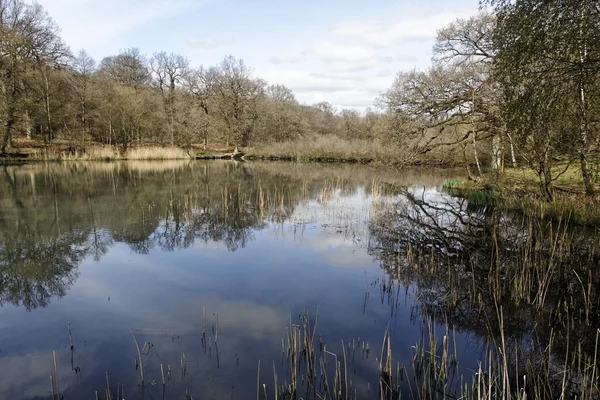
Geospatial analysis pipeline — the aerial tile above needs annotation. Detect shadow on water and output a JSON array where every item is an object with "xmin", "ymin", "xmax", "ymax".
[{"xmin": 0, "ymin": 160, "xmax": 597, "ymax": 399}]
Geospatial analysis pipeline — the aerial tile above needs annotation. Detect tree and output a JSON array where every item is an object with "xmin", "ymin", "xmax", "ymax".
[
  {"xmin": 0, "ymin": 0, "xmax": 68, "ymax": 153},
  {"xmin": 70, "ymin": 50, "xmax": 96, "ymax": 145},
  {"xmin": 182, "ymin": 66, "xmax": 211, "ymax": 149},
  {"xmin": 433, "ymin": 12, "xmax": 508, "ymax": 171},
  {"xmin": 254, "ymin": 84, "xmax": 307, "ymax": 143},
  {"xmin": 150, "ymin": 51, "xmax": 188, "ymax": 145},
  {"xmin": 488, "ymin": 0, "xmax": 600, "ymax": 195},
  {"xmin": 378, "ymin": 12, "xmax": 509, "ymax": 176},
  {"xmin": 339, "ymin": 109, "xmax": 363, "ymax": 139},
  {"xmin": 378, "ymin": 66, "xmax": 485, "ymax": 176},
  {"xmin": 207, "ymin": 56, "xmax": 264, "ymax": 147},
  {"xmin": 98, "ymin": 48, "xmax": 150, "ymax": 89}
]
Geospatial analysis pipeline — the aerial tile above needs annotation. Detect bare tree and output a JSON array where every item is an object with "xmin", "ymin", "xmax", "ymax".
[
  {"xmin": 207, "ymin": 55, "xmax": 264, "ymax": 147},
  {"xmin": 71, "ymin": 50, "xmax": 96, "ymax": 146},
  {"xmin": 182, "ymin": 66, "xmax": 211, "ymax": 149},
  {"xmin": 0, "ymin": 0, "xmax": 68, "ymax": 152},
  {"xmin": 150, "ymin": 51, "xmax": 188, "ymax": 145},
  {"xmin": 99, "ymin": 48, "xmax": 150, "ymax": 89}
]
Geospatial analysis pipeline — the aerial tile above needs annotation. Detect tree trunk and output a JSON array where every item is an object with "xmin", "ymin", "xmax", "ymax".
[
  {"xmin": 578, "ymin": 5, "xmax": 594, "ymax": 195},
  {"xmin": 41, "ymin": 65, "xmax": 53, "ymax": 144},
  {"xmin": 578, "ymin": 70, "xmax": 593, "ymax": 195},
  {"xmin": 462, "ymin": 144, "xmax": 476, "ymax": 181},
  {"xmin": 1, "ymin": 73, "xmax": 17, "ymax": 154},
  {"xmin": 510, "ymin": 142, "xmax": 517, "ymax": 168},
  {"xmin": 24, "ymin": 110, "xmax": 32, "ymax": 140},
  {"xmin": 108, "ymin": 118, "xmax": 112, "ymax": 146},
  {"xmin": 539, "ymin": 138, "xmax": 553, "ymax": 201},
  {"xmin": 1, "ymin": 104, "xmax": 15, "ymax": 154},
  {"xmin": 491, "ymin": 134, "xmax": 502, "ymax": 170},
  {"xmin": 169, "ymin": 78, "xmax": 175, "ymax": 146},
  {"xmin": 472, "ymin": 132, "xmax": 482, "ymax": 176},
  {"xmin": 470, "ymin": 87, "xmax": 482, "ymax": 175}
]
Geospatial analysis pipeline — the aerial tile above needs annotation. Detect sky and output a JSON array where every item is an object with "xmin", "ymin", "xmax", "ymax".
[{"xmin": 36, "ymin": 0, "xmax": 482, "ymax": 110}]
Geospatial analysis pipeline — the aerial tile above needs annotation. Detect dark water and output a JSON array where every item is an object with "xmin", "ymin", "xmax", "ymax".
[{"xmin": 0, "ymin": 161, "xmax": 597, "ymax": 400}]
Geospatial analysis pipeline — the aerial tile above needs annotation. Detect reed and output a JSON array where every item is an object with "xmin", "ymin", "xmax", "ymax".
[
  {"xmin": 53, "ymin": 351, "xmax": 60, "ymax": 398},
  {"xmin": 130, "ymin": 329, "xmax": 144, "ymax": 386}
]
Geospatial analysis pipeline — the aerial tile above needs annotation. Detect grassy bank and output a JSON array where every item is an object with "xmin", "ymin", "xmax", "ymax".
[{"xmin": 444, "ymin": 166, "xmax": 600, "ymax": 227}]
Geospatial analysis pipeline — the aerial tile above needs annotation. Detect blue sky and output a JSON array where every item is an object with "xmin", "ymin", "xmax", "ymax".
[{"xmin": 38, "ymin": 0, "xmax": 482, "ymax": 109}]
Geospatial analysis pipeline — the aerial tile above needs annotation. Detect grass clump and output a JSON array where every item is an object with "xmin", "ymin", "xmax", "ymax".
[
  {"xmin": 467, "ymin": 189, "xmax": 497, "ymax": 206},
  {"xmin": 443, "ymin": 179, "xmax": 498, "ymax": 206},
  {"xmin": 442, "ymin": 179, "xmax": 462, "ymax": 189}
]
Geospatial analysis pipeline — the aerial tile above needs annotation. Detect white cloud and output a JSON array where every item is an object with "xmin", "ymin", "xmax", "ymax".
[
  {"xmin": 268, "ymin": 50, "xmax": 315, "ymax": 65},
  {"xmin": 259, "ymin": 65, "xmax": 394, "ymax": 110},
  {"xmin": 376, "ymin": 68, "xmax": 394, "ymax": 78},
  {"xmin": 261, "ymin": 9, "xmax": 482, "ymax": 109},
  {"xmin": 260, "ymin": 69, "xmax": 355, "ymax": 93},
  {"xmin": 38, "ymin": 0, "xmax": 202, "ymax": 51},
  {"xmin": 311, "ymin": 42, "xmax": 376, "ymax": 64},
  {"xmin": 331, "ymin": 11, "xmax": 473, "ymax": 48},
  {"xmin": 188, "ymin": 36, "xmax": 235, "ymax": 49}
]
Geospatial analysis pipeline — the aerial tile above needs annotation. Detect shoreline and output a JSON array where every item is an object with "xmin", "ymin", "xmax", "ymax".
[{"xmin": 4, "ymin": 144, "xmax": 598, "ymax": 228}]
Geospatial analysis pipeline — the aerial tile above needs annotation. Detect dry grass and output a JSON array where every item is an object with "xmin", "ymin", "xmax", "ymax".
[
  {"xmin": 125, "ymin": 146, "xmax": 190, "ymax": 160},
  {"xmin": 27, "ymin": 146, "xmax": 191, "ymax": 161},
  {"xmin": 246, "ymin": 135, "xmax": 399, "ymax": 163},
  {"xmin": 28, "ymin": 146, "xmax": 117, "ymax": 161},
  {"xmin": 246, "ymin": 135, "xmax": 471, "ymax": 168},
  {"xmin": 502, "ymin": 191, "xmax": 600, "ymax": 226}
]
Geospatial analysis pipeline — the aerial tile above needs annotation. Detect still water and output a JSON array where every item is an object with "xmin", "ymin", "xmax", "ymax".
[{"xmin": 0, "ymin": 161, "xmax": 597, "ymax": 400}]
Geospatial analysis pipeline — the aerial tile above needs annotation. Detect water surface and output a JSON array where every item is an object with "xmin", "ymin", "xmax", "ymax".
[{"xmin": 0, "ymin": 161, "xmax": 597, "ymax": 399}]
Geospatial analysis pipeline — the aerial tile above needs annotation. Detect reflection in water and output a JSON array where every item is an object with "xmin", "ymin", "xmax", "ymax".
[
  {"xmin": 0, "ymin": 226, "xmax": 83, "ymax": 310},
  {"xmin": 0, "ymin": 161, "xmax": 597, "ymax": 399},
  {"xmin": 369, "ymin": 188, "xmax": 600, "ymax": 398}
]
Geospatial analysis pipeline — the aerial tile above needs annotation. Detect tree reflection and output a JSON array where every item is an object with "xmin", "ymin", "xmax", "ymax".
[
  {"xmin": 0, "ymin": 225, "xmax": 86, "ymax": 310},
  {"xmin": 0, "ymin": 161, "xmax": 392, "ymax": 309},
  {"xmin": 368, "ymin": 188, "xmax": 600, "ymax": 397}
]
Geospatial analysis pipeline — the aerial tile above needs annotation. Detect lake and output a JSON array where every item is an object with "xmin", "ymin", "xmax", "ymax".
[{"xmin": 0, "ymin": 161, "xmax": 597, "ymax": 400}]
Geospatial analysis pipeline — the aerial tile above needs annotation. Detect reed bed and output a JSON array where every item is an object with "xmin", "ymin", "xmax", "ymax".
[
  {"xmin": 28, "ymin": 145, "xmax": 192, "ymax": 161},
  {"xmin": 125, "ymin": 146, "xmax": 191, "ymax": 160},
  {"xmin": 246, "ymin": 135, "xmax": 396, "ymax": 164}
]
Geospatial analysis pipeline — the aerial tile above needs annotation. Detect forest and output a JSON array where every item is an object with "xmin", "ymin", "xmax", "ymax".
[{"xmin": 1, "ymin": 0, "xmax": 600, "ymax": 197}]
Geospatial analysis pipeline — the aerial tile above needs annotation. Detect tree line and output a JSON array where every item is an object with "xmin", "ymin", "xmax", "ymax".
[
  {"xmin": 0, "ymin": 0, "xmax": 384, "ymax": 154},
  {"xmin": 1, "ymin": 0, "xmax": 599, "ymax": 196}
]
